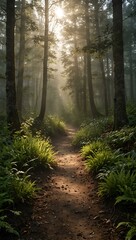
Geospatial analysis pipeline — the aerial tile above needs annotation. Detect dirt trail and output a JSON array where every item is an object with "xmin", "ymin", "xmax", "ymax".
[{"xmin": 20, "ymin": 127, "xmax": 119, "ymax": 240}]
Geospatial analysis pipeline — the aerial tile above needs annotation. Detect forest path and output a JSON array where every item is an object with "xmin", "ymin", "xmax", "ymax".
[{"xmin": 20, "ymin": 127, "xmax": 118, "ymax": 240}]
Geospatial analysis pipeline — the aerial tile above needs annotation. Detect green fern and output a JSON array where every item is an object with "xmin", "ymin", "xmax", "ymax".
[
  {"xmin": 98, "ymin": 170, "xmax": 136, "ymax": 198},
  {"xmin": 85, "ymin": 149, "xmax": 114, "ymax": 174},
  {"xmin": 117, "ymin": 218, "xmax": 136, "ymax": 240},
  {"xmin": 81, "ymin": 141, "xmax": 110, "ymax": 159},
  {"xmin": 0, "ymin": 193, "xmax": 20, "ymax": 236},
  {"xmin": 115, "ymin": 185, "xmax": 136, "ymax": 205},
  {"xmin": 0, "ymin": 216, "xmax": 19, "ymax": 236}
]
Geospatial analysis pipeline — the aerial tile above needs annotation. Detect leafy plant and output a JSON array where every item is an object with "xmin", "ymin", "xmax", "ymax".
[
  {"xmin": 72, "ymin": 117, "xmax": 113, "ymax": 147},
  {"xmin": 98, "ymin": 170, "xmax": 136, "ymax": 199},
  {"xmin": 115, "ymin": 185, "xmax": 136, "ymax": 205},
  {"xmin": 85, "ymin": 149, "xmax": 115, "ymax": 174},
  {"xmin": 1, "ymin": 133, "xmax": 55, "ymax": 169},
  {"xmin": 127, "ymin": 103, "xmax": 136, "ymax": 127},
  {"xmin": 81, "ymin": 141, "xmax": 110, "ymax": 159},
  {"xmin": 117, "ymin": 215, "xmax": 136, "ymax": 240},
  {"xmin": 105, "ymin": 127, "xmax": 136, "ymax": 152},
  {"xmin": 42, "ymin": 115, "xmax": 66, "ymax": 137},
  {"xmin": 0, "ymin": 193, "xmax": 19, "ymax": 236}
]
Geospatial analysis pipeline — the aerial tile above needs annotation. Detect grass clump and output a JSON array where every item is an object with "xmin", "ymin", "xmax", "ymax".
[
  {"xmin": 117, "ymin": 215, "xmax": 136, "ymax": 240},
  {"xmin": 0, "ymin": 118, "xmax": 56, "ymax": 236},
  {"xmin": 85, "ymin": 149, "xmax": 117, "ymax": 174},
  {"xmin": 81, "ymin": 141, "xmax": 110, "ymax": 159},
  {"xmin": 42, "ymin": 115, "xmax": 66, "ymax": 137},
  {"xmin": 98, "ymin": 170, "xmax": 136, "ymax": 199},
  {"xmin": 105, "ymin": 127, "xmax": 136, "ymax": 152},
  {"xmin": 78, "ymin": 112, "xmax": 136, "ymax": 239},
  {"xmin": 6, "ymin": 134, "xmax": 55, "ymax": 169},
  {"xmin": 72, "ymin": 117, "xmax": 112, "ymax": 148},
  {"xmin": 127, "ymin": 103, "xmax": 136, "ymax": 127}
]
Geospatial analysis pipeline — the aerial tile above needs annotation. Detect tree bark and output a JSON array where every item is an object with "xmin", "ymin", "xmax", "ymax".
[
  {"xmin": 112, "ymin": 0, "xmax": 128, "ymax": 129},
  {"xmin": 129, "ymin": 11, "xmax": 134, "ymax": 101},
  {"xmin": 17, "ymin": 0, "xmax": 26, "ymax": 119},
  {"xmin": 38, "ymin": 0, "xmax": 49, "ymax": 122},
  {"xmin": 94, "ymin": 0, "xmax": 108, "ymax": 116},
  {"xmin": 73, "ymin": 19, "xmax": 80, "ymax": 112},
  {"xmin": 6, "ymin": 0, "xmax": 20, "ymax": 132},
  {"xmin": 83, "ymin": 53, "xmax": 87, "ymax": 116},
  {"xmin": 85, "ymin": 0, "xmax": 100, "ymax": 118}
]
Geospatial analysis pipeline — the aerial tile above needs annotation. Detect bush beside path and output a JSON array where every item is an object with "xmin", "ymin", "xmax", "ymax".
[{"xmin": 15, "ymin": 127, "xmax": 119, "ymax": 240}]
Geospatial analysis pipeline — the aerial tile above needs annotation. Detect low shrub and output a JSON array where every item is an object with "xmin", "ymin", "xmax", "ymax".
[
  {"xmin": 81, "ymin": 141, "xmax": 110, "ymax": 159},
  {"xmin": 85, "ymin": 149, "xmax": 116, "ymax": 174},
  {"xmin": 127, "ymin": 103, "xmax": 136, "ymax": 127},
  {"xmin": 98, "ymin": 170, "xmax": 136, "ymax": 199},
  {"xmin": 0, "ymin": 158, "xmax": 36, "ymax": 236},
  {"xmin": 42, "ymin": 115, "xmax": 66, "ymax": 137},
  {"xmin": 0, "ymin": 192, "xmax": 20, "ymax": 236},
  {"xmin": 72, "ymin": 117, "xmax": 113, "ymax": 148},
  {"xmin": 0, "ymin": 118, "xmax": 55, "ymax": 236},
  {"xmin": 117, "ymin": 215, "xmax": 136, "ymax": 240},
  {"xmin": 105, "ymin": 127, "xmax": 136, "ymax": 152},
  {"xmin": 2, "ymin": 133, "xmax": 55, "ymax": 170}
]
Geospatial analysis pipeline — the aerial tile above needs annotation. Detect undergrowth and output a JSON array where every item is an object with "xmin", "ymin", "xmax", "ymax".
[
  {"xmin": 72, "ymin": 117, "xmax": 113, "ymax": 148},
  {"xmin": 32, "ymin": 115, "xmax": 66, "ymax": 138},
  {"xmin": 78, "ymin": 113, "xmax": 136, "ymax": 240},
  {"xmin": 0, "ymin": 116, "xmax": 56, "ymax": 237}
]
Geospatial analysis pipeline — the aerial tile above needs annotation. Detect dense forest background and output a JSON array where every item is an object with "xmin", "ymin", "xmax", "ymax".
[
  {"xmin": 0, "ymin": 0, "xmax": 136, "ymax": 129},
  {"xmin": 1, "ymin": 1, "xmax": 136, "ymax": 239}
]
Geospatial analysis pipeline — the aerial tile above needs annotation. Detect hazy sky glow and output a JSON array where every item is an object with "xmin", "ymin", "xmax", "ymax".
[{"xmin": 55, "ymin": 7, "xmax": 64, "ymax": 19}]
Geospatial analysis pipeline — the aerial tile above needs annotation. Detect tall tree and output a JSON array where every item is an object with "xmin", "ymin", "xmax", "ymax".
[
  {"xmin": 38, "ymin": 0, "xmax": 49, "ymax": 122},
  {"xmin": 112, "ymin": 0, "xmax": 128, "ymax": 129},
  {"xmin": 17, "ymin": 0, "xmax": 26, "ymax": 119},
  {"xmin": 85, "ymin": 0, "xmax": 100, "ymax": 117},
  {"xmin": 93, "ymin": 0, "xmax": 108, "ymax": 116},
  {"xmin": 6, "ymin": 0, "xmax": 20, "ymax": 132}
]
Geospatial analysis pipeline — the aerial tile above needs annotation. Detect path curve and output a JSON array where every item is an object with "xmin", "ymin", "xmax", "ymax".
[{"xmin": 20, "ymin": 127, "xmax": 118, "ymax": 240}]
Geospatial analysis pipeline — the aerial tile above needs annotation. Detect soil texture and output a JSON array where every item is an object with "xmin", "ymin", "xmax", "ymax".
[{"xmin": 6, "ymin": 127, "xmax": 123, "ymax": 240}]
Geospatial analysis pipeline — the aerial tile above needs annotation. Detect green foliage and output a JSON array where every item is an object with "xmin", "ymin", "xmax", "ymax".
[
  {"xmin": 21, "ymin": 116, "xmax": 66, "ymax": 138},
  {"xmin": 127, "ymin": 103, "xmax": 136, "ymax": 127},
  {"xmin": 105, "ymin": 127, "xmax": 136, "ymax": 152},
  {"xmin": 78, "ymin": 115, "xmax": 136, "ymax": 239},
  {"xmin": 81, "ymin": 141, "xmax": 110, "ymax": 159},
  {"xmin": 11, "ymin": 175, "xmax": 36, "ymax": 202},
  {"xmin": 0, "ymin": 159, "xmax": 36, "ymax": 202},
  {"xmin": 2, "ymin": 133, "xmax": 55, "ymax": 169},
  {"xmin": 117, "ymin": 216, "xmax": 136, "ymax": 240},
  {"xmin": 42, "ymin": 115, "xmax": 66, "ymax": 137},
  {"xmin": 0, "ymin": 214, "xmax": 19, "ymax": 236},
  {"xmin": 0, "ymin": 191, "xmax": 20, "ymax": 236},
  {"xmin": 73, "ymin": 117, "xmax": 113, "ymax": 147},
  {"xmin": 115, "ymin": 183, "xmax": 136, "ymax": 205},
  {"xmin": 85, "ymin": 149, "xmax": 116, "ymax": 174},
  {"xmin": 98, "ymin": 170, "xmax": 136, "ymax": 199},
  {"xmin": 0, "ymin": 118, "xmax": 55, "ymax": 236}
]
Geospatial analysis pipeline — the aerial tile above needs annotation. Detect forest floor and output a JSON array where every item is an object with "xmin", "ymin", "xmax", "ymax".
[{"xmin": 8, "ymin": 126, "xmax": 123, "ymax": 240}]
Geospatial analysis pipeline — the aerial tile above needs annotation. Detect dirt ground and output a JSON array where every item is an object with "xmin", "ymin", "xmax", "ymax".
[{"xmin": 6, "ymin": 127, "xmax": 124, "ymax": 240}]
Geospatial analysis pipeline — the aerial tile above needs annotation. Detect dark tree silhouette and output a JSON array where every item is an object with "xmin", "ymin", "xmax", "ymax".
[
  {"xmin": 6, "ymin": 0, "xmax": 20, "ymax": 132},
  {"xmin": 112, "ymin": 0, "xmax": 128, "ymax": 129},
  {"xmin": 38, "ymin": 0, "xmax": 49, "ymax": 122}
]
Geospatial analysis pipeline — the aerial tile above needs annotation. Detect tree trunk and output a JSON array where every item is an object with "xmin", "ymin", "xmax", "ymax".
[
  {"xmin": 38, "ymin": 0, "xmax": 49, "ymax": 122},
  {"xmin": 73, "ymin": 21, "xmax": 80, "ymax": 113},
  {"xmin": 17, "ymin": 0, "xmax": 26, "ymax": 120},
  {"xmin": 85, "ymin": 0, "xmax": 100, "ymax": 118},
  {"xmin": 106, "ymin": 54, "xmax": 112, "ymax": 108},
  {"xmin": 94, "ymin": 0, "xmax": 108, "ymax": 116},
  {"xmin": 112, "ymin": 0, "xmax": 128, "ymax": 129},
  {"xmin": 83, "ymin": 53, "xmax": 87, "ymax": 116},
  {"xmin": 129, "ymin": 13, "xmax": 134, "ymax": 101},
  {"xmin": 6, "ymin": 0, "xmax": 20, "ymax": 132}
]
